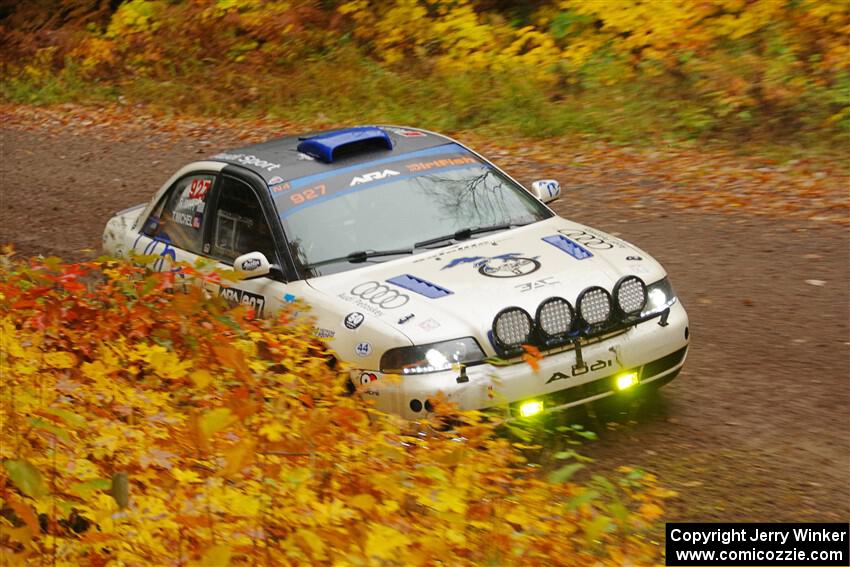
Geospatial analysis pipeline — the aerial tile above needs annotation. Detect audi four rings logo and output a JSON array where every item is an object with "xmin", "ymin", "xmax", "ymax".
[
  {"xmin": 558, "ymin": 229, "xmax": 614, "ymax": 250},
  {"xmin": 350, "ymin": 281, "xmax": 409, "ymax": 309}
]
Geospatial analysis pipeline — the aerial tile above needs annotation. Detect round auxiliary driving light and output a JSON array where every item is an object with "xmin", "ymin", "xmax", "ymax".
[
  {"xmin": 613, "ymin": 275, "xmax": 647, "ymax": 316},
  {"xmin": 576, "ymin": 286, "xmax": 613, "ymax": 326},
  {"xmin": 492, "ymin": 307, "xmax": 534, "ymax": 350},
  {"xmin": 535, "ymin": 297, "xmax": 575, "ymax": 340}
]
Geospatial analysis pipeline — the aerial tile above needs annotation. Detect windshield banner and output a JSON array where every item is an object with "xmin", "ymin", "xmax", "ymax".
[{"xmin": 272, "ymin": 145, "xmax": 482, "ymax": 217}]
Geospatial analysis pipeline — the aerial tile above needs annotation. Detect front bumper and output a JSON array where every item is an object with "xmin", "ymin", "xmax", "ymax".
[{"xmin": 354, "ymin": 301, "xmax": 689, "ymax": 420}]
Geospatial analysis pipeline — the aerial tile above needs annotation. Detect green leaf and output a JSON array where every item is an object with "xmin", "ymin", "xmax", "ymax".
[
  {"xmin": 70, "ymin": 478, "xmax": 112, "ymax": 499},
  {"xmin": 29, "ymin": 417, "xmax": 72, "ymax": 443},
  {"xmin": 583, "ymin": 514, "xmax": 612, "ymax": 543},
  {"xmin": 110, "ymin": 472, "xmax": 130, "ymax": 509},
  {"xmin": 3, "ymin": 459, "xmax": 48, "ymax": 499},
  {"xmin": 548, "ymin": 463, "xmax": 584, "ymax": 484},
  {"xmin": 44, "ymin": 408, "xmax": 86, "ymax": 428},
  {"xmin": 565, "ymin": 489, "xmax": 600, "ymax": 511},
  {"xmin": 554, "ymin": 450, "xmax": 577, "ymax": 460},
  {"xmin": 574, "ymin": 429, "xmax": 597, "ymax": 440},
  {"xmin": 609, "ymin": 500, "xmax": 630, "ymax": 524}
]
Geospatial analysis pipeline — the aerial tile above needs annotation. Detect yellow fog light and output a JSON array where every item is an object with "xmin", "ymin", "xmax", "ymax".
[
  {"xmin": 616, "ymin": 372, "xmax": 639, "ymax": 391},
  {"xmin": 519, "ymin": 400, "xmax": 544, "ymax": 418}
]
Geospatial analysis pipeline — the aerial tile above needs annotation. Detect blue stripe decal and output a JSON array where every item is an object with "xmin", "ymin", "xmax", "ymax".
[
  {"xmin": 542, "ymin": 234, "xmax": 593, "ymax": 260},
  {"xmin": 285, "ymin": 143, "xmax": 466, "ymax": 190},
  {"xmin": 386, "ymin": 274, "xmax": 453, "ymax": 299},
  {"xmin": 278, "ymin": 162, "xmax": 480, "ymax": 219}
]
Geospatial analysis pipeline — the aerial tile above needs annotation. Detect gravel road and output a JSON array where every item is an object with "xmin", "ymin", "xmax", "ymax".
[{"xmin": 2, "ymin": 107, "xmax": 847, "ymax": 522}]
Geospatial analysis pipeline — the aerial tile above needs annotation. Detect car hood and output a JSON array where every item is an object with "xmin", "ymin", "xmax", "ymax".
[{"xmin": 304, "ymin": 217, "xmax": 665, "ymax": 354}]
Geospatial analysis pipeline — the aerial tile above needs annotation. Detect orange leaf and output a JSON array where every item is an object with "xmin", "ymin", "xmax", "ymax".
[{"xmin": 6, "ymin": 494, "xmax": 39, "ymax": 533}]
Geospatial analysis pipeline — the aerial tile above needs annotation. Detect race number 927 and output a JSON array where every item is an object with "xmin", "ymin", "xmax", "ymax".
[
  {"xmin": 188, "ymin": 178, "xmax": 211, "ymax": 200},
  {"xmin": 290, "ymin": 184, "xmax": 326, "ymax": 205}
]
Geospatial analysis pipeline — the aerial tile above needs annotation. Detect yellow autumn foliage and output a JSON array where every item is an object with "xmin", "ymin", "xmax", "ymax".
[
  {"xmin": 2, "ymin": 0, "xmax": 847, "ymax": 139},
  {"xmin": 0, "ymin": 255, "xmax": 669, "ymax": 565}
]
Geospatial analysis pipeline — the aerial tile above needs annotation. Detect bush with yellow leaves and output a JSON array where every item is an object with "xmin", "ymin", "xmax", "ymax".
[{"xmin": 0, "ymin": 254, "xmax": 671, "ymax": 565}]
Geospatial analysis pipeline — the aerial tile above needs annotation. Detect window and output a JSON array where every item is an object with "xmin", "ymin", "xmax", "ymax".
[
  {"xmin": 211, "ymin": 176, "xmax": 276, "ymax": 263},
  {"xmin": 142, "ymin": 174, "xmax": 214, "ymax": 254}
]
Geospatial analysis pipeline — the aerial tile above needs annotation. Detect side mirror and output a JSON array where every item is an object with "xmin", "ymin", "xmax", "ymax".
[
  {"xmin": 530, "ymin": 179, "xmax": 561, "ymax": 203},
  {"xmin": 234, "ymin": 251, "xmax": 271, "ymax": 279}
]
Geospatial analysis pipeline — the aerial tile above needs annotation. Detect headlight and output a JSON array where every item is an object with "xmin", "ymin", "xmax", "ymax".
[
  {"xmin": 641, "ymin": 277, "xmax": 677, "ymax": 316},
  {"xmin": 380, "ymin": 337, "xmax": 485, "ymax": 374},
  {"xmin": 492, "ymin": 307, "xmax": 534, "ymax": 350}
]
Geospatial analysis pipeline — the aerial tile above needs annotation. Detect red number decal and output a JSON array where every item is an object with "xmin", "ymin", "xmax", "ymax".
[{"xmin": 188, "ymin": 178, "xmax": 210, "ymax": 199}]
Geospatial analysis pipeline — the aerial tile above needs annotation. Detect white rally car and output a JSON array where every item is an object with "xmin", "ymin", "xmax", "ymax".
[{"xmin": 103, "ymin": 126, "xmax": 689, "ymax": 419}]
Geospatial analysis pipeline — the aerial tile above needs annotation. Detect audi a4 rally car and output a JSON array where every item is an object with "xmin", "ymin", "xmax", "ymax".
[{"xmin": 103, "ymin": 126, "xmax": 689, "ymax": 419}]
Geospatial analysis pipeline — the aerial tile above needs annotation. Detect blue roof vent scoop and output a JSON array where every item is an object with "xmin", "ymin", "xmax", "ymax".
[{"xmin": 297, "ymin": 127, "xmax": 393, "ymax": 163}]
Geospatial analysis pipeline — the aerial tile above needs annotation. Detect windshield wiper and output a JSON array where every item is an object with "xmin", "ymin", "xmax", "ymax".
[
  {"xmin": 414, "ymin": 221, "xmax": 533, "ymax": 249},
  {"xmin": 303, "ymin": 247, "xmax": 414, "ymax": 269}
]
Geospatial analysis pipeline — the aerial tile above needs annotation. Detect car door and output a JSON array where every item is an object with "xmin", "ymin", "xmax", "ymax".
[
  {"xmin": 133, "ymin": 171, "xmax": 216, "ymax": 275},
  {"xmin": 203, "ymin": 173, "xmax": 290, "ymax": 318}
]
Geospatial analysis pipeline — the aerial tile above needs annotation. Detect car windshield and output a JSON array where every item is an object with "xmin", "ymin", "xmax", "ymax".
[{"xmin": 276, "ymin": 147, "xmax": 552, "ymax": 277}]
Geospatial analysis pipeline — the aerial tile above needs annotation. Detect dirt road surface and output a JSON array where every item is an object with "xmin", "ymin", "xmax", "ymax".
[{"xmin": 2, "ymin": 106, "xmax": 848, "ymax": 522}]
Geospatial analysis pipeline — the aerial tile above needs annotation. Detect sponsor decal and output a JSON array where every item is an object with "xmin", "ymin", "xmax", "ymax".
[
  {"xmin": 359, "ymin": 372, "xmax": 378, "ymax": 385},
  {"xmin": 443, "ymin": 253, "xmax": 541, "ymax": 278},
  {"xmin": 268, "ymin": 176, "xmax": 285, "ymax": 185},
  {"xmin": 546, "ymin": 359, "xmax": 613, "ymax": 384},
  {"xmin": 419, "ymin": 318, "xmax": 441, "ymax": 331},
  {"xmin": 557, "ymin": 228, "xmax": 622, "ymax": 250},
  {"xmin": 283, "ymin": 293, "xmax": 296, "ymax": 303},
  {"xmin": 271, "ymin": 182, "xmax": 291, "ymax": 193},
  {"xmin": 405, "ymin": 156, "xmax": 476, "ymax": 173},
  {"xmin": 135, "ymin": 236, "xmax": 178, "ymax": 274},
  {"xmin": 188, "ymin": 178, "xmax": 211, "ymax": 200},
  {"xmin": 542, "ymin": 234, "xmax": 593, "ymax": 260},
  {"xmin": 344, "ymin": 312, "xmax": 365, "ymax": 330},
  {"xmin": 274, "ymin": 146, "xmax": 480, "ymax": 216},
  {"xmin": 219, "ymin": 287, "xmax": 266, "ymax": 316},
  {"xmin": 350, "ymin": 169, "xmax": 400, "ymax": 186},
  {"xmin": 398, "ymin": 313, "xmax": 414, "ymax": 324},
  {"xmin": 515, "ymin": 276, "xmax": 560, "ymax": 293},
  {"xmin": 173, "ymin": 211, "xmax": 195, "ymax": 227},
  {"xmin": 354, "ymin": 342, "xmax": 372, "ymax": 357},
  {"xmin": 384, "ymin": 127, "xmax": 426, "ymax": 137},
  {"xmin": 241, "ymin": 258, "xmax": 262, "ymax": 271},
  {"xmin": 626, "ymin": 255, "xmax": 643, "ymax": 261},
  {"xmin": 349, "ymin": 281, "xmax": 409, "ymax": 309},
  {"xmin": 412, "ymin": 239, "xmax": 499, "ymax": 264},
  {"xmin": 313, "ymin": 327, "xmax": 335, "ymax": 339},
  {"xmin": 212, "ymin": 152, "xmax": 281, "ymax": 172}
]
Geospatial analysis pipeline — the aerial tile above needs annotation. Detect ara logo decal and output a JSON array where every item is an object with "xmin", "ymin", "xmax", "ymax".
[
  {"xmin": 546, "ymin": 360, "xmax": 613, "ymax": 384},
  {"xmin": 219, "ymin": 287, "xmax": 266, "ymax": 316},
  {"xmin": 350, "ymin": 169, "xmax": 400, "ymax": 186},
  {"xmin": 443, "ymin": 253, "xmax": 541, "ymax": 278}
]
